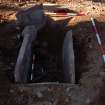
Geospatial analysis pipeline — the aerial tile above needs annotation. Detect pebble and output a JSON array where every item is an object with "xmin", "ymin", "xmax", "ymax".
[
  {"xmin": 36, "ymin": 91, "xmax": 43, "ymax": 98},
  {"xmin": 17, "ymin": 34, "xmax": 21, "ymax": 39},
  {"xmin": 99, "ymin": 72, "xmax": 105, "ymax": 77},
  {"xmin": 9, "ymin": 89, "xmax": 14, "ymax": 93},
  {"xmin": 10, "ymin": 62, "xmax": 15, "ymax": 66},
  {"xmin": 16, "ymin": 26, "xmax": 20, "ymax": 30},
  {"xmin": 19, "ymin": 88, "xmax": 24, "ymax": 93},
  {"xmin": 92, "ymin": 7, "xmax": 96, "ymax": 9},
  {"xmin": 65, "ymin": 98, "xmax": 69, "ymax": 103},
  {"xmin": 88, "ymin": 44, "xmax": 92, "ymax": 49},
  {"xmin": 86, "ymin": 98, "xmax": 91, "ymax": 104},
  {"xmin": 66, "ymin": 87, "xmax": 70, "ymax": 92},
  {"xmin": 48, "ymin": 88, "xmax": 52, "ymax": 92}
]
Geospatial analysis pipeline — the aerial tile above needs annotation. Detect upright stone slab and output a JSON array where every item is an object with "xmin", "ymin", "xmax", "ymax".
[
  {"xmin": 63, "ymin": 30, "xmax": 75, "ymax": 83},
  {"xmin": 14, "ymin": 26, "xmax": 37, "ymax": 83},
  {"xmin": 15, "ymin": 5, "xmax": 46, "ymax": 83}
]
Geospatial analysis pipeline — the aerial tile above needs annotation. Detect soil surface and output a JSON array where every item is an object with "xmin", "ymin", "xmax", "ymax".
[{"xmin": 0, "ymin": 1, "xmax": 105, "ymax": 105}]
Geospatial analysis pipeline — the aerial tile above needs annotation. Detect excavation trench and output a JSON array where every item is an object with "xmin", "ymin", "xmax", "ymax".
[
  {"xmin": 14, "ymin": 5, "xmax": 80, "ymax": 84},
  {"xmin": 31, "ymin": 22, "xmax": 77, "ymax": 83}
]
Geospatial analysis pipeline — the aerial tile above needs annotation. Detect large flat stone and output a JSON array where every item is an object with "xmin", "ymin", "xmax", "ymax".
[
  {"xmin": 16, "ymin": 5, "xmax": 46, "ymax": 30},
  {"xmin": 14, "ymin": 25, "xmax": 37, "ymax": 83}
]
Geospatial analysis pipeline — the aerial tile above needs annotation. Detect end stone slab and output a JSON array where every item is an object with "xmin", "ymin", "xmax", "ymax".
[
  {"xmin": 63, "ymin": 30, "xmax": 75, "ymax": 84},
  {"xmin": 14, "ymin": 26, "xmax": 37, "ymax": 83},
  {"xmin": 16, "ymin": 5, "xmax": 46, "ymax": 30}
]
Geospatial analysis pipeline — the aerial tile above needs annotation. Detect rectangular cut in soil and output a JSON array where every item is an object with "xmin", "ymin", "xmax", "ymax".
[{"xmin": 31, "ymin": 23, "xmax": 75, "ymax": 83}]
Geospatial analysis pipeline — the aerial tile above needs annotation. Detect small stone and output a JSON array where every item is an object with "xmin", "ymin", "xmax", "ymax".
[
  {"xmin": 10, "ymin": 62, "xmax": 15, "ymax": 66},
  {"xmin": 9, "ymin": 89, "xmax": 14, "ymax": 93},
  {"xmin": 99, "ymin": 72, "xmax": 105, "ymax": 77},
  {"xmin": 68, "ymin": 93, "xmax": 71, "ymax": 97},
  {"xmin": 36, "ymin": 91, "xmax": 43, "ymax": 98},
  {"xmin": 89, "ymin": 45, "xmax": 92, "ymax": 48},
  {"xmin": 53, "ymin": 99, "xmax": 58, "ymax": 105},
  {"xmin": 86, "ymin": 98, "xmax": 91, "ymax": 104},
  {"xmin": 16, "ymin": 26, "xmax": 20, "ymax": 30},
  {"xmin": 20, "ymin": 88, "xmax": 24, "ymax": 92},
  {"xmin": 48, "ymin": 88, "xmax": 52, "ymax": 92},
  {"xmin": 17, "ymin": 34, "xmax": 21, "ymax": 39},
  {"xmin": 92, "ymin": 7, "xmax": 96, "ymax": 9},
  {"xmin": 65, "ymin": 98, "xmax": 69, "ymax": 103},
  {"xmin": 66, "ymin": 87, "xmax": 70, "ymax": 92}
]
